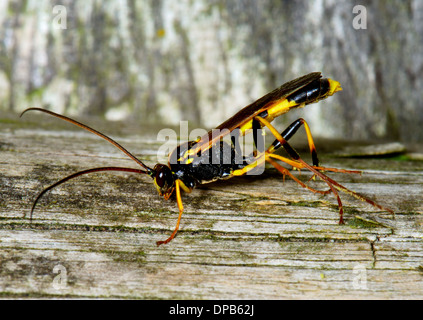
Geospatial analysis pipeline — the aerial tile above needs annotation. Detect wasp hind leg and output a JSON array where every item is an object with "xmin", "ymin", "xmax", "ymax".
[
  {"xmin": 267, "ymin": 118, "xmax": 361, "ymax": 175},
  {"xmin": 269, "ymin": 118, "xmax": 320, "ymax": 166},
  {"xmin": 254, "ymin": 116, "xmax": 394, "ymax": 224}
]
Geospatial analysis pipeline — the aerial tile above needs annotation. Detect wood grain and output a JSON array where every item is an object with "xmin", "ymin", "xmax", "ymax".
[{"xmin": 1, "ymin": 113, "xmax": 422, "ymax": 299}]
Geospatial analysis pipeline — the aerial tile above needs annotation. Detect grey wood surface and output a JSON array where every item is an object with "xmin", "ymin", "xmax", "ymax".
[{"xmin": 1, "ymin": 113, "xmax": 422, "ymax": 299}]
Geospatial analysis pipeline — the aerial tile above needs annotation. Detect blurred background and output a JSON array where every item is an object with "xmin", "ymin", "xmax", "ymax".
[{"xmin": 0, "ymin": 0, "xmax": 422, "ymax": 142}]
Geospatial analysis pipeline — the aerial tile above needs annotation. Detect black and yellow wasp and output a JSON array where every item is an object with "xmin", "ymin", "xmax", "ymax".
[{"xmin": 22, "ymin": 72, "xmax": 393, "ymax": 245}]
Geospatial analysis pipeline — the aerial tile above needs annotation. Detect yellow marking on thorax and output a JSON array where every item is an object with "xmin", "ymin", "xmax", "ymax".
[{"xmin": 232, "ymin": 154, "xmax": 266, "ymax": 176}]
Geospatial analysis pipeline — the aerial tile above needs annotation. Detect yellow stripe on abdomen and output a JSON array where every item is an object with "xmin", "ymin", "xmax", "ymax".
[{"xmin": 239, "ymin": 99, "xmax": 301, "ymax": 135}]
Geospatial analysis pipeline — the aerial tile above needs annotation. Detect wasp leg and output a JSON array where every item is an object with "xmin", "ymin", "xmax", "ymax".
[
  {"xmin": 252, "ymin": 118, "xmax": 266, "ymax": 156},
  {"xmin": 266, "ymin": 157, "xmax": 331, "ymax": 195},
  {"xmin": 255, "ymin": 116, "xmax": 394, "ymax": 223},
  {"xmin": 255, "ymin": 116, "xmax": 346, "ymax": 222},
  {"xmin": 156, "ymin": 180, "xmax": 185, "ymax": 246},
  {"xmin": 268, "ymin": 118, "xmax": 319, "ymax": 166},
  {"xmin": 266, "ymin": 118, "xmax": 361, "ymax": 175},
  {"xmin": 267, "ymin": 153, "xmax": 362, "ymax": 176}
]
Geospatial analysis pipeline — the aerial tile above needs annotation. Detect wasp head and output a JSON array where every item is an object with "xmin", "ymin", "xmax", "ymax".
[{"xmin": 151, "ymin": 164, "xmax": 175, "ymax": 199}]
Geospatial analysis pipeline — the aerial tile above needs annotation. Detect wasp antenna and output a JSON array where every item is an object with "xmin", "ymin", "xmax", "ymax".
[
  {"xmin": 21, "ymin": 108, "xmax": 154, "ymax": 173},
  {"xmin": 26, "ymin": 167, "xmax": 149, "ymax": 222}
]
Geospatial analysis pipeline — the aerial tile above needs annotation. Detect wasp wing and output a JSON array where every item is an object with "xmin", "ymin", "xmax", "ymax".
[{"xmin": 194, "ymin": 72, "xmax": 323, "ymax": 154}]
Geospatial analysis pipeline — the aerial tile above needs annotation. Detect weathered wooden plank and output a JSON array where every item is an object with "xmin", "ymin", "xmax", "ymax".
[{"xmin": 0, "ymin": 114, "xmax": 422, "ymax": 299}]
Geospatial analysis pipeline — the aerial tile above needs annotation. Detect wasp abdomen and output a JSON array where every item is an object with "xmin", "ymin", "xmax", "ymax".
[{"xmin": 287, "ymin": 79, "xmax": 331, "ymax": 105}]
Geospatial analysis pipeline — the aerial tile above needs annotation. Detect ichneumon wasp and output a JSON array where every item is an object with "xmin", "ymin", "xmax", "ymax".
[{"xmin": 21, "ymin": 72, "xmax": 393, "ymax": 245}]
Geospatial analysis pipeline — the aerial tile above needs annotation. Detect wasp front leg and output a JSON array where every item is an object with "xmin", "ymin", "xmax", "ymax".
[{"xmin": 156, "ymin": 179, "xmax": 187, "ymax": 246}]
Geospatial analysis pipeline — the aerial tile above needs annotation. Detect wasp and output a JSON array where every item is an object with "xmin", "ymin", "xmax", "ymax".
[{"xmin": 21, "ymin": 72, "xmax": 393, "ymax": 246}]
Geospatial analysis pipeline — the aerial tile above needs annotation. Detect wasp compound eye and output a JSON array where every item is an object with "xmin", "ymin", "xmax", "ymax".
[{"xmin": 153, "ymin": 164, "xmax": 174, "ymax": 191}]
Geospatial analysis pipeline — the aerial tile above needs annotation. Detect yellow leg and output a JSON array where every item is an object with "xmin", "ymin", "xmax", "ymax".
[
  {"xmin": 255, "ymin": 115, "xmax": 345, "ymax": 222},
  {"xmin": 267, "ymin": 117, "xmax": 319, "ymax": 166},
  {"xmin": 266, "ymin": 157, "xmax": 331, "ymax": 195},
  {"xmin": 156, "ymin": 180, "xmax": 185, "ymax": 246},
  {"xmin": 267, "ymin": 153, "xmax": 362, "ymax": 175},
  {"xmin": 255, "ymin": 116, "xmax": 394, "ymax": 222}
]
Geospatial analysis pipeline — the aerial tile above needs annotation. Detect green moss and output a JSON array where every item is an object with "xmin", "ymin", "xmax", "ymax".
[
  {"xmin": 27, "ymin": 87, "xmax": 45, "ymax": 100},
  {"xmin": 99, "ymin": 249, "xmax": 147, "ymax": 264},
  {"xmin": 0, "ymin": 118, "xmax": 21, "ymax": 125},
  {"xmin": 389, "ymin": 154, "xmax": 415, "ymax": 161},
  {"xmin": 347, "ymin": 216, "xmax": 383, "ymax": 229},
  {"xmin": 288, "ymin": 201, "xmax": 323, "ymax": 208}
]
